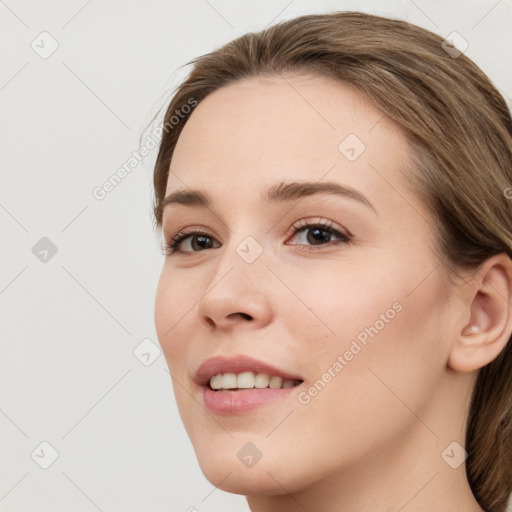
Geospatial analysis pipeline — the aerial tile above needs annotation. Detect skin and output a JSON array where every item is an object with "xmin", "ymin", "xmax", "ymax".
[{"xmin": 154, "ymin": 72, "xmax": 512, "ymax": 511}]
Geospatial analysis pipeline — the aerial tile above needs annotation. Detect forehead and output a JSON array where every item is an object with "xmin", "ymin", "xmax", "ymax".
[{"xmin": 166, "ymin": 72, "xmax": 412, "ymax": 210}]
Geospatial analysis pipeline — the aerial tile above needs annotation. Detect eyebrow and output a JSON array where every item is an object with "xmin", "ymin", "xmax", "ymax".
[{"xmin": 161, "ymin": 180, "xmax": 377, "ymax": 215}]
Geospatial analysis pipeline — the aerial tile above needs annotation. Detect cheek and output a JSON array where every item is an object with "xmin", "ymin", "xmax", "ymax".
[
  {"xmin": 279, "ymin": 257, "xmax": 404, "ymax": 348},
  {"xmin": 154, "ymin": 267, "xmax": 201, "ymax": 373},
  {"xmin": 290, "ymin": 250, "xmax": 445, "ymax": 357},
  {"xmin": 291, "ymin": 254, "xmax": 444, "ymax": 383},
  {"xmin": 296, "ymin": 267, "xmax": 448, "ymax": 445}
]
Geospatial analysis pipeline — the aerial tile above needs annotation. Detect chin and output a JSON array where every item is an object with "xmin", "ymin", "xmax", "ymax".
[
  {"xmin": 200, "ymin": 462, "xmax": 295, "ymax": 496},
  {"xmin": 194, "ymin": 445, "xmax": 316, "ymax": 496}
]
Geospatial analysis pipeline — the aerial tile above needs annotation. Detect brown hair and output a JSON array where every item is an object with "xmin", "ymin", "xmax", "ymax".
[{"xmin": 151, "ymin": 11, "xmax": 512, "ymax": 511}]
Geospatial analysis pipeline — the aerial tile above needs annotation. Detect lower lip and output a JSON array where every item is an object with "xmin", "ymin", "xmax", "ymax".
[{"xmin": 202, "ymin": 385, "xmax": 300, "ymax": 415}]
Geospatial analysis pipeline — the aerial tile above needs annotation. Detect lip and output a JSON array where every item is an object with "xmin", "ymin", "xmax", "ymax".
[
  {"xmin": 194, "ymin": 354, "xmax": 304, "ymax": 415},
  {"xmin": 194, "ymin": 354, "xmax": 303, "ymax": 386}
]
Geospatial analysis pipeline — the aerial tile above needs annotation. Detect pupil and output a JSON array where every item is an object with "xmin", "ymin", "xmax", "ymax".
[
  {"xmin": 308, "ymin": 228, "xmax": 330, "ymax": 245},
  {"xmin": 193, "ymin": 236, "xmax": 211, "ymax": 250}
]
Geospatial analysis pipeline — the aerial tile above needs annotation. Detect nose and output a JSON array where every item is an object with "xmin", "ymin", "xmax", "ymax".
[{"xmin": 197, "ymin": 258, "xmax": 274, "ymax": 331}]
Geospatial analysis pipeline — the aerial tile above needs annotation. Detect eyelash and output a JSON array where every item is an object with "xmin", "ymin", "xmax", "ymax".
[{"xmin": 162, "ymin": 219, "xmax": 352, "ymax": 256}]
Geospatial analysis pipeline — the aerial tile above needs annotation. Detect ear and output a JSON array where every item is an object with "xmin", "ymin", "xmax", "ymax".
[{"xmin": 448, "ymin": 253, "xmax": 512, "ymax": 372}]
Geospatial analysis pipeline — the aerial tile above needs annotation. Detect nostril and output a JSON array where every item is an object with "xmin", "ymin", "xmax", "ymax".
[
  {"xmin": 203, "ymin": 312, "xmax": 252, "ymax": 327},
  {"xmin": 226, "ymin": 312, "xmax": 252, "ymax": 320},
  {"xmin": 204, "ymin": 317, "xmax": 215, "ymax": 328}
]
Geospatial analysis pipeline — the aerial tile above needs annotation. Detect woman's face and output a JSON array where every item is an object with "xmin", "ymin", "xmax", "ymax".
[{"xmin": 154, "ymin": 73, "xmax": 458, "ymax": 495}]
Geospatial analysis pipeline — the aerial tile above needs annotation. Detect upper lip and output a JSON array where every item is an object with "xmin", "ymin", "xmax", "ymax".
[{"xmin": 193, "ymin": 354, "xmax": 304, "ymax": 387}]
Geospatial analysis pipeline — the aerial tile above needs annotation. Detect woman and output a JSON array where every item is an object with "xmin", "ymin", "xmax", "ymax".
[{"xmin": 152, "ymin": 11, "xmax": 512, "ymax": 511}]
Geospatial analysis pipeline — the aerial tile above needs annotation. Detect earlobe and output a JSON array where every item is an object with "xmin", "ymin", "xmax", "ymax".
[
  {"xmin": 448, "ymin": 327, "xmax": 490, "ymax": 372},
  {"xmin": 447, "ymin": 254, "xmax": 512, "ymax": 373}
]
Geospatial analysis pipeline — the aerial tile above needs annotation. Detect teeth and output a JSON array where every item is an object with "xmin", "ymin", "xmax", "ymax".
[
  {"xmin": 254, "ymin": 373, "xmax": 270, "ymax": 388},
  {"xmin": 209, "ymin": 371, "xmax": 300, "ymax": 390},
  {"xmin": 237, "ymin": 371, "xmax": 254, "ymax": 389},
  {"xmin": 269, "ymin": 376, "xmax": 283, "ymax": 389},
  {"xmin": 210, "ymin": 374, "xmax": 223, "ymax": 389},
  {"xmin": 222, "ymin": 373, "xmax": 237, "ymax": 389}
]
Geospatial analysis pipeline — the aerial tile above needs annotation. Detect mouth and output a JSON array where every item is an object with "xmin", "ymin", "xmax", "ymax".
[
  {"xmin": 194, "ymin": 354, "xmax": 305, "ymax": 414},
  {"xmin": 209, "ymin": 371, "xmax": 303, "ymax": 391}
]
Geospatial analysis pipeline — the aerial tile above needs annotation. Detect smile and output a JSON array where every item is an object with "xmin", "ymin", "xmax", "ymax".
[
  {"xmin": 194, "ymin": 354, "xmax": 305, "ymax": 414},
  {"xmin": 209, "ymin": 371, "xmax": 303, "ymax": 391}
]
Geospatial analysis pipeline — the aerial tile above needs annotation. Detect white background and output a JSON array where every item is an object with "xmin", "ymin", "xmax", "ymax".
[{"xmin": 1, "ymin": 1, "xmax": 511, "ymax": 511}]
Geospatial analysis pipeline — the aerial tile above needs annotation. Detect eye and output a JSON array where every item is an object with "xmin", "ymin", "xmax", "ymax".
[
  {"xmin": 162, "ymin": 218, "xmax": 351, "ymax": 256},
  {"xmin": 286, "ymin": 218, "xmax": 351, "ymax": 250},
  {"xmin": 162, "ymin": 227, "xmax": 220, "ymax": 255}
]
